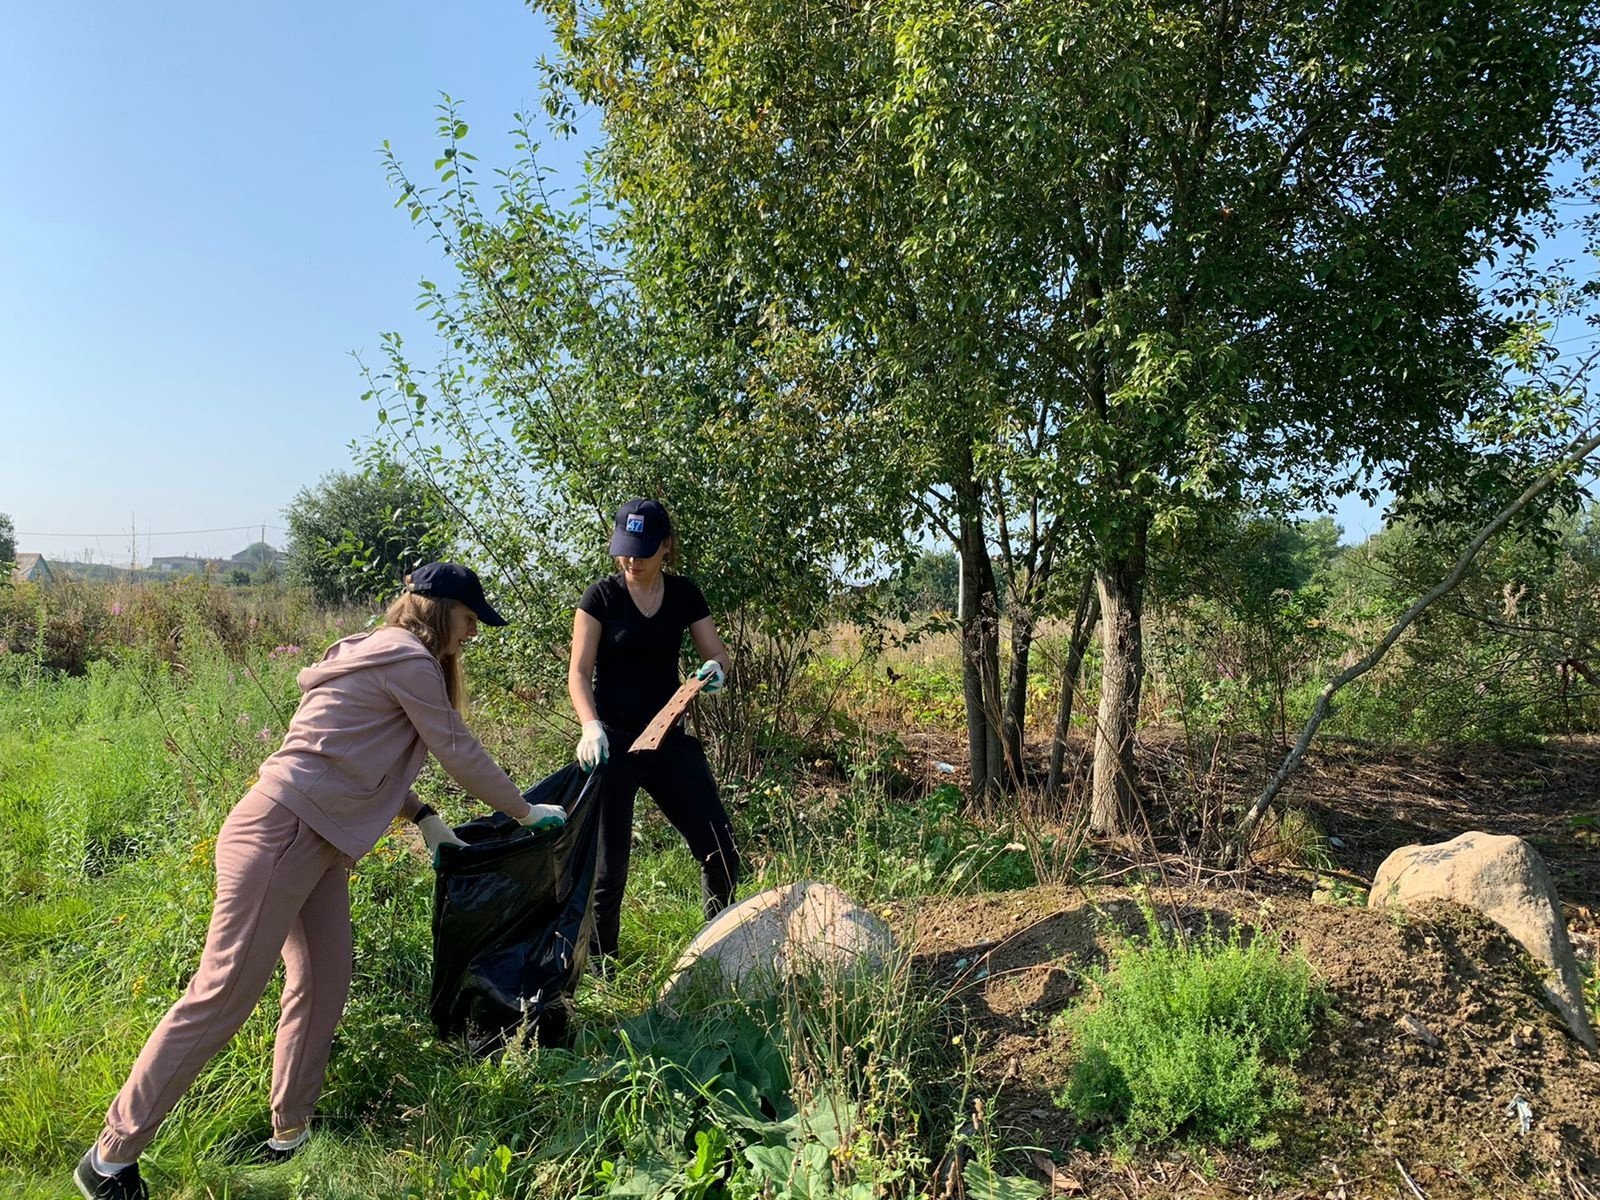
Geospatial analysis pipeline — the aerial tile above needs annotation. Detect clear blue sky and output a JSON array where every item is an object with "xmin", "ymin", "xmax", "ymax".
[
  {"xmin": 3, "ymin": 4, "xmax": 1588, "ymax": 564},
  {"xmin": 1, "ymin": 0, "xmax": 589, "ymax": 564}
]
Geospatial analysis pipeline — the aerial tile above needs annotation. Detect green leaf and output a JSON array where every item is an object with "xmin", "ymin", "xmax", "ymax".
[{"xmin": 962, "ymin": 1162, "xmax": 1046, "ymax": 1200}]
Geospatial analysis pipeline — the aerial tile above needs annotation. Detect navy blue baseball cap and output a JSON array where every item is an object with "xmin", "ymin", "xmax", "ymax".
[
  {"xmin": 609, "ymin": 498, "xmax": 672, "ymax": 558},
  {"xmin": 405, "ymin": 562, "xmax": 509, "ymax": 626}
]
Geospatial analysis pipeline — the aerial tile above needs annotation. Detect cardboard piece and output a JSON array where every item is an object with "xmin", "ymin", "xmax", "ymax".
[{"xmin": 628, "ymin": 674, "xmax": 709, "ymax": 753}]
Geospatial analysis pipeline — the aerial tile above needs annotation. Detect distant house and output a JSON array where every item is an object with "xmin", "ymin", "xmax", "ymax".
[
  {"xmin": 231, "ymin": 542, "xmax": 285, "ymax": 571},
  {"xmin": 12, "ymin": 553, "xmax": 56, "ymax": 585},
  {"xmin": 151, "ymin": 555, "xmax": 224, "ymax": 575},
  {"xmin": 150, "ymin": 543, "xmax": 284, "ymax": 577}
]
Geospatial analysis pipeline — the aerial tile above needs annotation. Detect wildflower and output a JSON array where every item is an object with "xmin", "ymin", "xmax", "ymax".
[
  {"xmin": 110, "ymin": 602, "xmax": 124, "ymax": 616},
  {"xmin": 259, "ymin": 726, "xmax": 274, "ymax": 744},
  {"xmin": 270, "ymin": 644, "xmax": 303, "ymax": 659}
]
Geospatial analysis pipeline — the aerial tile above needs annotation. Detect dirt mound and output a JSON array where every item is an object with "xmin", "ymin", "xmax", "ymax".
[{"xmin": 898, "ymin": 886, "xmax": 1600, "ymax": 1199}]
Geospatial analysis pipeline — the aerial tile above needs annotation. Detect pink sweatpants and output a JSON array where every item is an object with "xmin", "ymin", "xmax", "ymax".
[{"xmin": 98, "ymin": 790, "xmax": 354, "ymax": 1162}]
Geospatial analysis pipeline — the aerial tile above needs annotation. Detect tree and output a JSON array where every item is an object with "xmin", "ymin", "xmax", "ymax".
[
  {"xmin": 891, "ymin": 549, "xmax": 960, "ymax": 615},
  {"xmin": 283, "ymin": 463, "xmax": 456, "ymax": 606},
  {"xmin": 0, "ymin": 512, "xmax": 14, "ymax": 574},
  {"xmin": 536, "ymin": 0, "xmax": 1599, "ymax": 824},
  {"xmin": 1237, "ymin": 421, "xmax": 1600, "ymax": 855},
  {"xmin": 368, "ymin": 102, "xmax": 922, "ymax": 769}
]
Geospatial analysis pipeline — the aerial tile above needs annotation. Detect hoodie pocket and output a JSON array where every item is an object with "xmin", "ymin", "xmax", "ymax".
[{"xmin": 316, "ymin": 771, "xmax": 391, "ymax": 830}]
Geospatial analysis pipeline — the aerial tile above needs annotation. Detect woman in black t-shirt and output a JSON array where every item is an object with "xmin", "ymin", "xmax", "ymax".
[{"xmin": 567, "ymin": 497, "xmax": 739, "ymax": 962}]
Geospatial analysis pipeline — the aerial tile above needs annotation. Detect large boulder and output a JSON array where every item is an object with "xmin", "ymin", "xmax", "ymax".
[
  {"xmin": 659, "ymin": 881, "xmax": 893, "ymax": 1012},
  {"xmin": 1370, "ymin": 831, "xmax": 1596, "ymax": 1052}
]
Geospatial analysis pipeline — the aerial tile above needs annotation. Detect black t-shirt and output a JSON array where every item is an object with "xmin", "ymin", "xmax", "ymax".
[{"xmin": 577, "ymin": 573, "xmax": 712, "ymax": 735}]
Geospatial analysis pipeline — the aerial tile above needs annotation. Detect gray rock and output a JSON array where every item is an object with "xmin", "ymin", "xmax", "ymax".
[
  {"xmin": 658, "ymin": 881, "xmax": 893, "ymax": 1012},
  {"xmin": 1370, "ymin": 831, "xmax": 1596, "ymax": 1052}
]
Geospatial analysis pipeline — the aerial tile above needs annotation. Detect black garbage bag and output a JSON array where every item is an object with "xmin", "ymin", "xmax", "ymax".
[{"xmin": 429, "ymin": 763, "xmax": 603, "ymax": 1053}]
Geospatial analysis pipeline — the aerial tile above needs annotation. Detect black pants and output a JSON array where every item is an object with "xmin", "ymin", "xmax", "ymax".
[{"xmin": 591, "ymin": 727, "xmax": 740, "ymax": 958}]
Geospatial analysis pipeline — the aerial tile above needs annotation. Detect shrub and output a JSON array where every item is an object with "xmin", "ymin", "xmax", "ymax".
[
  {"xmin": 283, "ymin": 462, "xmax": 458, "ymax": 607},
  {"xmin": 1057, "ymin": 900, "xmax": 1323, "ymax": 1149},
  {"xmin": 0, "ymin": 574, "xmax": 343, "ymax": 676}
]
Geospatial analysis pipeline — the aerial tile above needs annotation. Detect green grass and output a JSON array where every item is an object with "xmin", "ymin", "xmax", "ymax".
[
  {"xmin": 0, "ymin": 618, "xmax": 1057, "ymax": 1199},
  {"xmin": 1055, "ymin": 899, "xmax": 1325, "ymax": 1151}
]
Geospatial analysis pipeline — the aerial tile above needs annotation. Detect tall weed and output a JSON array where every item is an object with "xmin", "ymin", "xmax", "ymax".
[
  {"xmin": 737, "ymin": 771, "xmax": 1064, "ymax": 902},
  {"xmin": 572, "ymin": 948, "xmax": 964, "ymax": 1199}
]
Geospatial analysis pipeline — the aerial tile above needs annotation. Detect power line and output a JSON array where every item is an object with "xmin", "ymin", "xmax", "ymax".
[{"xmin": 18, "ymin": 524, "xmax": 287, "ymax": 538}]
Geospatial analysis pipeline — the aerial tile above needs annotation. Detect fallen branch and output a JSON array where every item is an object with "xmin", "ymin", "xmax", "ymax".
[{"xmin": 1231, "ymin": 425, "xmax": 1600, "ymax": 861}]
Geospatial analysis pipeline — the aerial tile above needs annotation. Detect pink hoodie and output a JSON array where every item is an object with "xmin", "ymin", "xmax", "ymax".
[{"xmin": 254, "ymin": 625, "xmax": 527, "ymax": 859}]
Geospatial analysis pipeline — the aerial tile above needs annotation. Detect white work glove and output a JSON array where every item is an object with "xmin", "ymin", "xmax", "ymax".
[
  {"xmin": 576, "ymin": 719, "xmax": 609, "ymax": 771},
  {"xmin": 417, "ymin": 813, "xmax": 467, "ymax": 857},
  {"xmin": 518, "ymin": 803, "xmax": 567, "ymax": 831},
  {"xmin": 694, "ymin": 659, "xmax": 726, "ymax": 695}
]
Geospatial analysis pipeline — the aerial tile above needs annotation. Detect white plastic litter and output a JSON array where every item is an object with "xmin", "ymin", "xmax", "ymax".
[{"xmin": 1505, "ymin": 1094, "xmax": 1533, "ymax": 1135}]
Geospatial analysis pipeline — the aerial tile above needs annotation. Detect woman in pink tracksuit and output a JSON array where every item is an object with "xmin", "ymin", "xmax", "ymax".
[{"xmin": 76, "ymin": 563, "xmax": 563, "ymax": 1200}]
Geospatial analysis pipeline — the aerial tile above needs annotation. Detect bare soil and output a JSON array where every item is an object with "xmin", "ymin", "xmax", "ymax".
[{"xmin": 889, "ymin": 732, "xmax": 1600, "ymax": 1199}]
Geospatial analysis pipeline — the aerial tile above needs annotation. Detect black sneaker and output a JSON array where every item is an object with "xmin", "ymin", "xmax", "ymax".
[
  {"xmin": 74, "ymin": 1152, "xmax": 148, "ymax": 1200},
  {"xmin": 261, "ymin": 1125, "xmax": 310, "ymax": 1163}
]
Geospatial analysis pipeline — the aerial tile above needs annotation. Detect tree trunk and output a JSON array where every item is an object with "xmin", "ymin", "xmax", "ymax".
[
  {"xmin": 1090, "ymin": 528, "xmax": 1147, "ymax": 833},
  {"xmin": 1048, "ymin": 575, "xmax": 1100, "ymax": 797},
  {"xmin": 1002, "ymin": 601, "xmax": 1038, "ymax": 788},
  {"xmin": 958, "ymin": 494, "xmax": 1003, "ymax": 802}
]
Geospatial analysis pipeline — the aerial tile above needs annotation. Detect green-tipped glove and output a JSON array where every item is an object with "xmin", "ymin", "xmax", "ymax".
[
  {"xmin": 694, "ymin": 659, "xmax": 726, "ymax": 694},
  {"xmin": 518, "ymin": 803, "xmax": 567, "ymax": 832}
]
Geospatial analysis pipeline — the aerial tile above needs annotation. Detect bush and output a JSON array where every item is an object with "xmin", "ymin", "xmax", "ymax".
[
  {"xmin": 1057, "ymin": 900, "xmax": 1323, "ymax": 1149},
  {"xmin": 0, "ymin": 575, "xmax": 345, "ymax": 677},
  {"xmin": 283, "ymin": 462, "xmax": 457, "ymax": 606}
]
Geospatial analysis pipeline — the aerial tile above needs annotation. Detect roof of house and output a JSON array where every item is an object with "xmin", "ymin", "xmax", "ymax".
[{"xmin": 12, "ymin": 553, "xmax": 51, "ymax": 583}]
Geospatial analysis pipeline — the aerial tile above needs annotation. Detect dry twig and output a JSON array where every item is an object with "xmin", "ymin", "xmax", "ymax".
[{"xmin": 1396, "ymin": 1157, "xmax": 1428, "ymax": 1200}]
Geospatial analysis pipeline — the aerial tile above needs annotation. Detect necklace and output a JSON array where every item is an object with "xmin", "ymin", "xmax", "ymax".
[{"xmin": 629, "ymin": 577, "xmax": 665, "ymax": 618}]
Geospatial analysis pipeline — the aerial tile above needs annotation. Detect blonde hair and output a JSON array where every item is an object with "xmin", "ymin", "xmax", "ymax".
[{"xmin": 383, "ymin": 589, "xmax": 466, "ymax": 710}]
